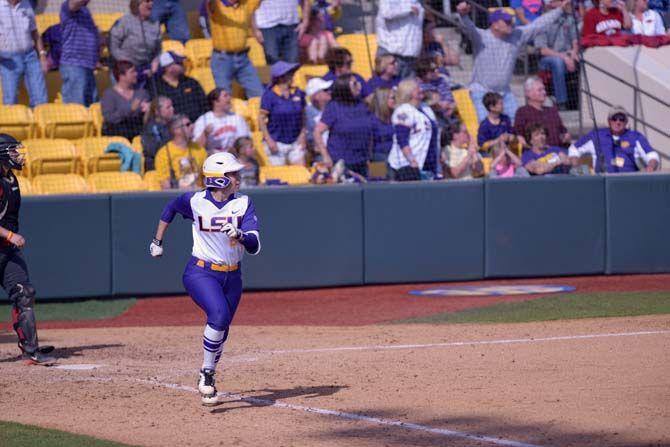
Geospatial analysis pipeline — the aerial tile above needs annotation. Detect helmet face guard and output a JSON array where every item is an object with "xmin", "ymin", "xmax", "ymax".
[
  {"xmin": 204, "ymin": 175, "xmax": 232, "ymax": 189},
  {"xmin": 0, "ymin": 143, "xmax": 26, "ymax": 171}
]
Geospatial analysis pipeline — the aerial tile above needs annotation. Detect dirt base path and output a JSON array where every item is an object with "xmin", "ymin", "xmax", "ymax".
[{"xmin": 2, "ymin": 315, "xmax": 669, "ymax": 447}]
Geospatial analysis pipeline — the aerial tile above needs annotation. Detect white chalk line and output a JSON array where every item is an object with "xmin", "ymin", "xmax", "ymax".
[
  {"xmin": 267, "ymin": 330, "xmax": 670, "ymax": 355},
  {"xmin": 131, "ymin": 377, "xmax": 542, "ymax": 447}
]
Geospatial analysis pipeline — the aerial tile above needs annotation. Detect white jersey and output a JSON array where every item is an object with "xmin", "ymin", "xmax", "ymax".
[
  {"xmin": 192, "ymin": 111, "xmax": 250, "ymax": 154},
  {"xmin": 387, "ymin": 103, "xmax": 436, "ymax": 170},
  {"xmin": 161, "ymin": 190, "xmax": 260, "ymax": 265}
]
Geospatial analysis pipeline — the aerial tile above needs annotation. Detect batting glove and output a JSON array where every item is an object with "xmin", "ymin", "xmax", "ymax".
[
  {"xmin": 149, "ymin": 238, "xmax": 163, "ymax": 257},
  {"xmin": 221, "ymin": 223, "xmax": 243, "ymax": 240}
]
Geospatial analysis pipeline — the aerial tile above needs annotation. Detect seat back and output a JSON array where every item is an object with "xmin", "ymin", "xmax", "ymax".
[
  {"xmin": 452, "ymin": 89, "xmax": 479, "ymax": 141},
  {"xmin": 259, "ymin": 165, "xmax": 311, "ymax": 185},
  {"xmin": 15, "ymin": 175, "xmax": 33, "ymax": 196},
  {"xmin": 162, "ymin": 40, "xmax": 187, "ymax": 56},
  {"xmin": 335, "ymin": 34, "xmax": 377, "ymax": 79},
  {"xmin": 185, "ymin": 39, "xmax": 213, "ymax": 69},
  {"xmin": 33, "ymin": 103, "xmax": 93, "ymax": 139},
  {"xmin": 142, "ymin": 170, "xmax": 162, "ymax": 191},
  {"xmin": 247, "ymin": 37, "xmax": 267, "ymax": 67},
  {"xmin": 23, "ymin": 138, "xmax": 80, "ymax": 177},
  {"xmin": 75, "ymin": 136, "xmax": 131, "ymax": 175},
  {"xmin": 190, "ymin": 67, "xmax": 216, "ymax": 94},
  {"xmin": 251, "ymin": 131, "xmax": 269, "ymax": 167},
  {"xmin": 87, "ymin": 171, "xmax": 145, "ymax": 193},
  {"xmin": 89, "ymin": 103, "xmax": 103, "ymax": 136},
  {"xmin": 293, "ymin": 65, "xmax": 329, "ymax": 91},
  {"xmin": 32, "ymin": 174, "xmax": 88, "ymax": 195},
  {"xmin": 35, "ymin": 13, "xmax": 60, "ymax": 34},
  {"xmin": 93, "ymin": 13, "xmax": 123, "ymax": 32},
  {"xmin": 0, "ymin": 105, "xmax": 34, "ymax": 140}
]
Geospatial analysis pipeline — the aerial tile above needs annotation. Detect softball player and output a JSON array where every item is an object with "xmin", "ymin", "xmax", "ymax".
[
  {"xmin": 0, "ymin": 134, "xmax": 55, "ymax": 365},
  {"xmin": 149, "ymin": 152, "xmax": 261, "ymax": 405}
]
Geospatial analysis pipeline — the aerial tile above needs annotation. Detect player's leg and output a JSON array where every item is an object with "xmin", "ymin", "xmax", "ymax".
[{"xmin": 3, "ymin": 250, "xmax": 55, "ymax": 365}]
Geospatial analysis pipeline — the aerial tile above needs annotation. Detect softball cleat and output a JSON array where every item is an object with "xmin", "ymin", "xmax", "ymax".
[{"xmin": 198, "ymin": 369, "xmax": 218, "ymax": 406}]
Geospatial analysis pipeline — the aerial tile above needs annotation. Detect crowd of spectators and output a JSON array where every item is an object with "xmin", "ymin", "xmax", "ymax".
[{"xmin": 1, "ymin": 0, "xmax": 665, "ymax": 190}]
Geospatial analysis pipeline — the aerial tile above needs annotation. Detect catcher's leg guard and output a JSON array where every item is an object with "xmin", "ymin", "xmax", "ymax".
[{"xmin": 10, "ymin": 283, "xmax": 39, "ymax": 354}]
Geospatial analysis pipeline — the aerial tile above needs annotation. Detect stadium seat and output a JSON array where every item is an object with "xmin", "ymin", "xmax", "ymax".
[
  {"xmin": 231, "ymin": 98, "xmax": 254, "ymax": 130},
  {"xmin": 75, "ymin": 136, "xmax": 131, "ymax": 176},
  {"xmin": 293, "ymin": 64, "xmax": 328, "ymax": 91},
  {"xmin": 335, "ymin": 34, "xmax": 377, "ymax": 79},
  {"xmin": 247, "ymin": 97, "xmax": 261, "ymax": 131},
  {"xmin": 33, "ymin": 103, "xmax": 93, "ymax": 139},
  {"xmin": 259, "ymin": 165, "xmax": 311, "ymax": 185},
  {"xmin": 162, "ymin": 39, "xmax": 186, "ymax": 56},
  {"xmin": 32, "ymin": 174, "xmax": 88, "ymax": 195},
  {"xmin": 452, "ymin": 89, "xmax": 479, "ymax": 142},
  {"xmin": 142, "ymin": 170, "xmax": 162, "ymax": 191},
  {"xmin": 87, "ymin": 171, "xmax": 145, "ymax": 193},
  {"xmin": 23, "ymin": 138, "xmax": 80, "ymax": 178},
  {"xmin": 251, "ymin": 131, "xmax": 270, "ymax": 166},
  {"xmin": 190, "ymin": 67, "xmax": 216, "ymax": 95},
  {"xmin": 15, "ymin": 175, "xmax": 33, "ymax": 196},
  {"xmin": 93, "ymin": 13, "xmax": 123, "ymax": 33},
  {"xmin": 247, "ymin": 37, "xmax": 267, "ymax": 67},
  {"xmin": 185, "ymin": 39, "xmax": 213, "ymax": 69},
  {"xmin": 89, "ymin": 102, "xmax": 103, "ymax": 136},
  {"xmin": 35, "ymin": 13, "xmax": 59, "ymax": 34},
  {"xmin": 0, "ymin": 105, "xmax": 35, "ymax": 140}
]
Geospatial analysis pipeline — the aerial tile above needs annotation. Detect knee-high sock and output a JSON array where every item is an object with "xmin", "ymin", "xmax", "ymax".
[{"xmin": 202, "ymin": 324, "xmax": 225, "ymax": 371}]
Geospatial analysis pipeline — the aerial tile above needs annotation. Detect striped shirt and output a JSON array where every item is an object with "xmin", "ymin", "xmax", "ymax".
[{"xmin": 59, "ymin": 0, "xmax": 100, "ymax": 69}]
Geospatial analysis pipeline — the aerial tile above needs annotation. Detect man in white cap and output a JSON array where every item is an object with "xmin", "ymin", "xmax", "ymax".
[
  {"xmin": 151, "ymin": 51, "xmax": 208, "ymax": 123},
  {"xmin": 305, "ymin": 77, "xmax": 333, "ymax": 160}
]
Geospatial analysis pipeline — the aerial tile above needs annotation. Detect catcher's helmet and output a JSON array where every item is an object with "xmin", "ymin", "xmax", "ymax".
[
  {"xmin": 202, "ymin": 152, "xmax": 244, "ymax": 189},
  {"xmin": 0, "ymin": 133, "xmax": 26, "ymax": 170}
]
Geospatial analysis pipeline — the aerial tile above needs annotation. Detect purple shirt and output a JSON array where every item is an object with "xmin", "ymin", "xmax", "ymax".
[
  {"xmin": 363, "ymin": 75, "xmax": 400, "ymax": 98},
  {"xmin": 321, "ymin": 100, "xmax": 373, "ymax": 165},
  {"xmin": 261, "ymin": 86, "xmax": 306, "ymax": 144},
  {"xmin": 521, "ymin": 146, "xmax": 570, "ymax": 175},
  {"xmin": 418, "ymin": 76, "xmax": 454, "ymax": 104},
  {"xmin": 371, "ymin": 114, "xmax": 394, "ymax": 157},
  {"xmin": 59, "ymin": 1, "xmax": 100, "ymax": 69},
  {"xmin": 323, "ymin": 70, "xmax": 367, "ymax": 90},
  {"xmin": 477, "ymin": 114, "xmax": 513, "ymax": 150}
]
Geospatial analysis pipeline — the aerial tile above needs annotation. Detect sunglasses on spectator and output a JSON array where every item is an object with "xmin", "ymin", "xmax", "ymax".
[
  {"xmin": 610, "ymin": 114, "xmax": 627, "ymax": 122},
  {"xmin": 176, "ymin": 121, "xmax": 193, "ymax": 129},
  {"xmin": 339, "ymin": 60, "xmax": 353, "ymax": 67}
]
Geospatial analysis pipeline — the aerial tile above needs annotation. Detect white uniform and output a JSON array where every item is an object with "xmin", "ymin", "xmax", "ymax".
[{"xmin": 387, "ymin": 103, "xmax": 436, "ymax": 170}]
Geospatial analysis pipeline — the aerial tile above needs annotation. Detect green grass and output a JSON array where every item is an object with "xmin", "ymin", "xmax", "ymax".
[
  {"xmin": 1, "ymin": 298, "xmax": 135, "ymax": 322},
  {"xmin": 0, "ymin": 421, "xmax": 139, "ymax": 447},
  {"xmin": 399, "ymin": 291, "xmax": 670, "ymax": 324}
]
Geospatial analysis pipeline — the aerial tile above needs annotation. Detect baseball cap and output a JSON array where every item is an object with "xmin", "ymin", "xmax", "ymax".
[
  {"xmin": 159, "ymin": 51, "xmax": 185, "ymax": 68},
  {"xmin": 305, "ymin": 78, "xmax": 333, "ymax": 97},
  {"xmin": 607, "ymin": 105, "xmax": 628, "ymax": 120},
  {"xmin": 270, "ymin": 61, "xmax": 300, "ymax": 80},
  {"xmin": 488, "ymin": 9, "xmax": 514, "ymax": 25}
]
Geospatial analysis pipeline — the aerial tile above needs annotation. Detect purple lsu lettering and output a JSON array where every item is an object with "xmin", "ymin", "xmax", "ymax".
[{"xmin": 197, "ymin": 215, "xmax": 242, "ymax": 232}]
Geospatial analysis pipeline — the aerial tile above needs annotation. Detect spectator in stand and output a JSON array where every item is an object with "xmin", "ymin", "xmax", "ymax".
[
  {"xmin": 512, "ymin": 0, "xmax": 544, "ymax": 25},
  {"xmin": 376, "ymin": 0, "xmax": 424, "ymax": 78},
  {"xmin": 193, "ymin": 88, "xmax": 251, "ymax": 155},
  {"xmin": 42, "ymin": 24, "xmax": 62, "ymax": 71},
  {"xmin": 150, "ymin": 0, "xmax": 189, "ymax": 43},
  {"xmin": 323, "ymin": 47, "xmax": 367, "ymax": 89},
  {"xmin": 647, "ymin": 0, "xmax": 670, "ymax": 28},
  {"xmin": 631, "ymin": 0, "xmax": 667, "ymax": 35},
  {"xmin": 569, "ymin": 106, "xmax": 660, "ymax": 173},
  {"xmin": 535, "ymin": 0, "xmax": 579, "ymax": 111},
  {"xmin": 477, "ymin": 92, "xmax": 522, "ymax": 156},
  {"xmin": 441, "ymin": 120, "xmax": 484, "ymax": 180},
  {"xmin": 208, "ymin": 0, "xmax": 264, "ymax": 99},
  {"xmin": 301, "ymin": 0, "xmax": 341, "ymax": 64},
  {"xmin": 199, "ymin": 0, "xmax": 211, "ymax": 38},
  {"xmin": 0, "ymin": 0, "xmax": 48, "ymax": 106},
  {"xmin": 305, "ymin": 77, "xmax": 332, "ymax": 161},
  {"xmin": 155, "ymin": 114, "xmax": 207, "ymax": 189},
  {"xmin": 364, "ymin": 54, "xmax": 400, "ymax": 99},
  {"xmin": 59, "ymin": 0, "xmax": 100, "ymax": 106},
  {"xmin": 415, "ymin": 55, "xmax": 455, "ymax": 124},
  {"xmin": 582, "ymin": 0, "xmax": 632, "ymax": 39},
  {"xmin": 387, "ymin": 79, "xmax": 439, "ymax": 181},
  {"xmin": 142, "ymin": 95, "xmax": 174, "ymax": 171},
  {"xmin": 522, "ymin": 123, "xmax": 572, "ymax": 174},
  {"xmin": 315, "ymin": 73, "xmax": 373, "ymax": 177},
  {"xmin": 369, "ymin": 87, "xmax": 396, "ymax": 163},
  {"xmin": 259, "ymin": 61, "xmax": 307, "ymax": 166},
  {"xmin": 489, "ymin": 140, "xmax": 528, "ymax": 177},
  {"xmin": 152, "ymin": 51, "xmax": 208, "ymax": 123},
  {"xmin": 514, "ymin": 76, "xmax": 572, "ymax": 147},
  {"xmin": 101, "ymin": 60, "xmax": 151, "ymax": 140},
  {"xmin": 422, "ymin": 17, "xmax": 460, "ymax": 72},
  {"xmin": 232, "ymin": 136, "xmax": 259, "ymax": 187},
  {"xmin": 254, "ymin": 0, "xmax": 310, "ymax": 64},
  {"xmin": 110, "ymin": 0, "xmax": 162, "ymax": 86},
  {"xmin": 455, "ymin": 1, "xmax": 568, "ymax": 121}
]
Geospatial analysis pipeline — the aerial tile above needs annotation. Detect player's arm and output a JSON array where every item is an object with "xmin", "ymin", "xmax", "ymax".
[
  {"xmin": 149, "ymin": 193, "xmax": 195, "ymax": 257},
  {"xmin": 0, "ymin": 225, "xmax": 25, "ymax": 248},
  {"xmin": 222, "ymin": 200, "xmax": 261, "ymax": 255}
]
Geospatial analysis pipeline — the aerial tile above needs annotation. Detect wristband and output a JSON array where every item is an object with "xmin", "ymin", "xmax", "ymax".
[
  {"xmin": 152, "ymin": 238, "xmax": 162, "ymax": 246},
  {"xmin": 6, "ymin": 231, "xmax": 13, "ymax": 241}
]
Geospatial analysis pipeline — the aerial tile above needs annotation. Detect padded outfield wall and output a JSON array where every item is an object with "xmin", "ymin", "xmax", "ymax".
[{"xmin": 5, "ymin": 174, "xmax": 670, "ymax": 300}]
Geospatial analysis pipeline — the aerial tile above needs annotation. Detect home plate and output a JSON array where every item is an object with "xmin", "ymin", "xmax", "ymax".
[{"xmin": 53, "ymin": 364, "xmax": 104, "ymax": 370}]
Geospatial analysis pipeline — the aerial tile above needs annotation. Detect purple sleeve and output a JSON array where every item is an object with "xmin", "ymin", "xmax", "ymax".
[
  {"xmin": 477, "ymin": 119, "xmax": 490, "ymax": 147},
  {"xmin": 395, "ymin": 124, "xmax": 411, "ymax": 148},
  {"xmin": 521, "ymin": 150, "xmax": 534, "ymax": 166},
  {"xmin": 635, "ymin": 132, "xmax": 656, "ymax": 153},
  {"xmin": 260, "ymin": 90, "xmax": 273, "ymax": 112},
  {"xmin": 320, "ymin": 102, "xmax": 337, "ymax": 128},
  {"xmin": 240, "ymin": 199, "xmax": 260, "ymax": 254},
  {"xmin": 160, "ymin": 192, "xmax": 195, "ymax": 222}
]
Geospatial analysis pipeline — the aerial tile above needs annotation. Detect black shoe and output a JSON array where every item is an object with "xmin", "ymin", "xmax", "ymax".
[
  {"xmin": 24, "ymin": 350, "xmax": 57, "ymax": 366},
  {"xmin": 18, "ymin": 342, "xmax": 54, "ymax": 355}
]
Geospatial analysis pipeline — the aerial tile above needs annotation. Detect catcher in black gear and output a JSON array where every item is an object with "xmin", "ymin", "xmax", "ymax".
[{"xmin": 0, "ymin": 133, "xmax": 55, "ymax": 365}]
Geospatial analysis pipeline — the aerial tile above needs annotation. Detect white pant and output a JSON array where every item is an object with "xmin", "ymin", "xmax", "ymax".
[{"xmin": 264, "ymin": 141, "xmax": 306, "ymax": 166}]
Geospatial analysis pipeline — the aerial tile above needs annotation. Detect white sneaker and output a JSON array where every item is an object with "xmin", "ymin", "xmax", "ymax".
[{"xmin": 198, "ymin": 369, "xmax": 218, "ymax": 406}]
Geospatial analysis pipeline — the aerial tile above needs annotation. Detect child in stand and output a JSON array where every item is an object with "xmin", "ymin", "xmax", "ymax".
[
  {"xmin": 300, "ymin": 0, "xmax": 342, "ymax": 64},
  {"xmin": 233, "ymin": 136, "xmax": 259, "ymax": 188},
  {"xmin": 489, "ymin": 141, "xmax": 529, "ymax": 177},
  {"xmin": 477, "ymin": 92, "xmax": 525, "ymax": 157}
]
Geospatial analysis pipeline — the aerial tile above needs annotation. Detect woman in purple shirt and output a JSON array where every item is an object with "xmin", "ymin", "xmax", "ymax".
[
  {"xmin": 368, "ymin": 87, "xmax": 396, "ymax": 163},
  {"xmin": 314, "ymin": 74, "xmax": 373, "ymax": 177},
  {"xmin": 364, "ymin": 54, "xmax": 400, "ymax": 99}
]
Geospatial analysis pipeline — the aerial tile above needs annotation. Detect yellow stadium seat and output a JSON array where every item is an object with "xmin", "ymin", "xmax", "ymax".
[
  {"xmin": 488, "ymin": 7, "xmax": 516, "ymax": 16},
  {"xmin": 0, "ymin": 105, "xmax": 34, "ymax": 140},
  {"xmin": 131, "ymin": 135, "xmax": 143, "ymax": 152},
  {"xmin": 15, "ymin": 175, "xmax": 33, "ymax": 196},
  {"xmin": 93, "ymin": 13, "xmax": 123, "ymax": 33},
  {"xmin": 247, "ymin": 97, "xmax": 261, "ymax": 132},
  {"xmin": 35, "ymin": 13, "xmax": 60, "ymax": 34},
  {"xmin": 162, "ymin": 39, "xmax": 186, "ymax": 56},
  {"xmin": 452, "ymin": 89, "xmax": 479, "ymax": 142},
  {"xmin": 142, "ymin": 170, "xmax": 162, "ymax": 191},
  {"xmin": 33, "ymin": 103, "xmax": 93, "ymax": 139},
  {"xmin": 251, "ymin": 131, "xmax": 269, "ymax": 167},
  {"xmin": 190, "ymin": 67, "xmax": 216, "ymax": 95},
  {"xmin": 247, "ymin": 37, "xmax": 267, "ymax": 67},
  {"xmin": 293, "ymin": 64, "xmax": 328, "ymax": 91},
  {"xmin": 87, "ymin": 171, "xmax": 145, "ymax": 193},
  {"xmin": 23, "ymin": 138, "xmax": 80, "ymax": 178},
  {"xmin": 335, "ymin": 34, "xmax": 377, "ymax": 79},
  {"xmin": 75, "ymin": 136, "xmax": 131, "ymax": 176},
  {"xmin": 231, "ymin": 98, "xmax": 254, "ymax": 130},
  {"xmin": 185, "ymin": 39, "xmax": 213, "ymax": 69},
  {"xmin": 32, "ymin": 174, "xmax": 88, "ymax": 195},
  {"xmin": 259, "ymin": 165, "xmax": 311, "ymax": 185},
  {"xmin": 89, "ymin": 103, "xmax": 103, "ymax": 136}
]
